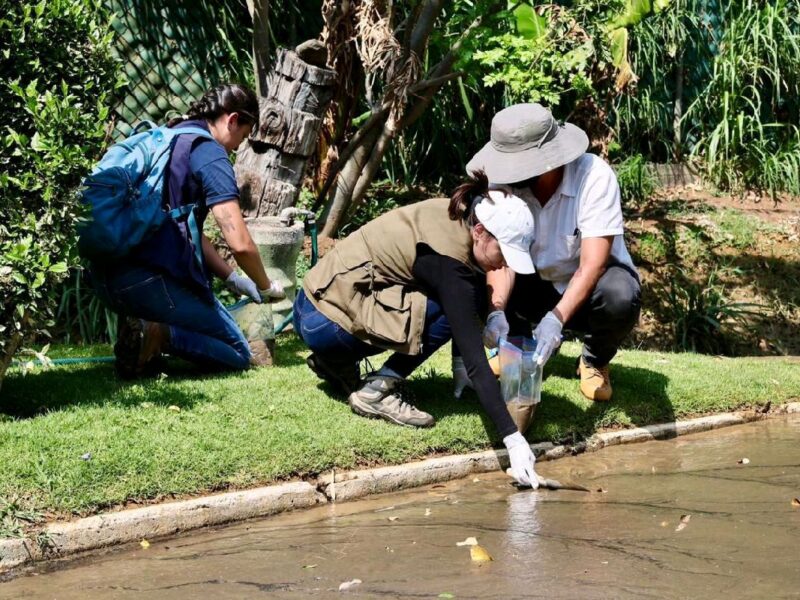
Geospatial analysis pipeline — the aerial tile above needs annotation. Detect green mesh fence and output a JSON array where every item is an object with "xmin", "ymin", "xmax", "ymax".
[{"xmin": 106, "ymin": 0, "xmax": 251, "ymax": 138}]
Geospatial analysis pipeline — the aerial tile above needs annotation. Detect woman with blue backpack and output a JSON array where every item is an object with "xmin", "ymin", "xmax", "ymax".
[{"xmin": 86, "ymin": 84, "xmax": 284, "ymax": 378}]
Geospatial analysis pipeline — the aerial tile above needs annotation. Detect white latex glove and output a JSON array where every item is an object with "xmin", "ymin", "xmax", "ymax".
[
  {"xmin": 482, "ymin": 310, "xmax": 510, "ymax": 349},
  {"xmin": 532, "ymin": 310, "xmax": 563, "ymax": 367},
  {"xmin": 503, "ymin": 431, "xmax": 539, "ymax": 489},
  {"xmin": 225, "ymin": 271, "xmax": 262, "ymax": 304},
  {"xmin": 259, "ymin": 279, "xmax": 286, "ymax": 303},
  {"xmin": 452, "ymin": 356, "xmax": 473, "ymax": 399}
]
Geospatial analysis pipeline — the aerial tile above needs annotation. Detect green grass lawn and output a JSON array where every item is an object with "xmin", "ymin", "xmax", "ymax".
[{"xmin": 1, "ymin": 336, "xmax": 798, "ymax": 528}]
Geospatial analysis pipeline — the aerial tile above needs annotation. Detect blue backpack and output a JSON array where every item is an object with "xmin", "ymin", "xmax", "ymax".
[{"xmin": 78, "ymin": 121, "xmax": 214, "ymax": 265}]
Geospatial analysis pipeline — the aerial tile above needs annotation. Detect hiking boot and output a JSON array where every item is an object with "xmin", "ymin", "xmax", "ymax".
[
  {"xmin": 348, "ymin": 375, "xmax": 434, "ymax": 427},
  {"xmin": 306, "ymin": 353, "xmax": 360, "ymax": 394},
  {"xmin": 577, "ymin": 356, "xmax": 613, "ymax": 402},
  {"xmin": 114, "ymin": 318, "xmax": 167, "ymax": 380}
]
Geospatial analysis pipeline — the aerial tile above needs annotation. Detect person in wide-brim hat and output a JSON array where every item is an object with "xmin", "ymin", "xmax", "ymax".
[
  {"xmin": 466, "ymin": 103, "xmax": 589, "ymax": 183},
  {"xmin": 464, "ymin": 103, "xmax": 642, "ymax": 404}
]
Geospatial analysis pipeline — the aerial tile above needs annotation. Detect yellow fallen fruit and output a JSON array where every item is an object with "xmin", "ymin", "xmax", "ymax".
[{"xmin": 470, "ymin": 545, "xmax": 493, "ymax": 563}]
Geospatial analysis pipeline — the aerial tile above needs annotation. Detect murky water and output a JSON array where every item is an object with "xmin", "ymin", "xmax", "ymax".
[{"xmin": 3, "ymin": 417, "xmax": 799, "ymax": 599}]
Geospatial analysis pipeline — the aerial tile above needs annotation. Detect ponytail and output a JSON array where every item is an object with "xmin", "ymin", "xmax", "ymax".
[
  {"xmin": 449, "ymin": 170, "xmax": 490, "ymax": 223},
  {"xmin": 168, "ymin": 83, "xmax": 259, "ymax": 128}
]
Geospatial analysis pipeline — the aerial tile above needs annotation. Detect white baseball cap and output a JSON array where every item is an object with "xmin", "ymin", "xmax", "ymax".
[{"xmin": 474, "ymin": 190, "xmax": 535, "ymax": 274}]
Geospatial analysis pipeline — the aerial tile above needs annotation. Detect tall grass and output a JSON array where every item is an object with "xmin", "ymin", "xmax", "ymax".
[
  {"xmin": 55, "ymin": 269, "xmax": 117, "ymax": 345},
  {"xmin": 613, "ymin": 0, "xmax": 716, "ymax": 161},
  {"xmin": 685, "ymin": 0, "xmax": 800, "ymax": 197}
]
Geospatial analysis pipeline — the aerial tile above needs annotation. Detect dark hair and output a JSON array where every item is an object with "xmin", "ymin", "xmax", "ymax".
[
  {"xmin": 168, "ymin": 84, "xmax": 259, "ymax": 128},
  {"xmin": 449, "ymin": 170, "xmax": 490, "ymax": 224}
]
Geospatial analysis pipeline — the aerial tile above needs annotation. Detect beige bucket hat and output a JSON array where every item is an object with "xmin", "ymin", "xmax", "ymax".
[{"xmin": 466, "ymin": 103, "xmax": 589, "ymax": 184}]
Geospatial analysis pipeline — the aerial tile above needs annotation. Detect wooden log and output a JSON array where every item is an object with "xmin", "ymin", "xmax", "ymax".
[{"xmin": 235, "ymin": 47, "xmax": 336, "ymax": 217}]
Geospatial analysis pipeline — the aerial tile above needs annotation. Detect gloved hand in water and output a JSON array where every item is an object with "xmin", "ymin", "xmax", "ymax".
[
  {"xmin": 226, "ymin": 271, "xmax": 262, "ymax": 304},
  {"xmin": 503, "ymin": 431, "xmax": 539, "ymax": 489},
  {"xmin": 482, "ymin": 310, "xmax": 509, "ymax": 349},
  {"xmin": 259, "ymin": 279, "xmax": 286, "ymax": 303},
  {"xmin": 532, "ymin": 311, "xmax": 563, "ymax": 367},
  {"xmin": 452, "ymin": 356, "xmax": 473, "ymax": 399}
]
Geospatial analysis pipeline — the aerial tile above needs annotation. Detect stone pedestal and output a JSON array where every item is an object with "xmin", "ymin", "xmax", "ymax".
[{"xmin": 246, "ymin": 217, "xmax": 305, "ymax": 325}]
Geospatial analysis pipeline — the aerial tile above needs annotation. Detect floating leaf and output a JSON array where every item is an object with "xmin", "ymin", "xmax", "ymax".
[
  {"xmin": 140, "ymin": 539, "xmax": 150, "ymax": 549},
  {"xmin": 596, "ymin": 487, "xmax": 607, "ymax": 493},
  {"xmin": 387, "ymin": 516, "xmax": 398, "ymax": 522},
  {"xmin": 456, "ymin": 537, "xmax": 478, "ymax": 547},
  {"xmin": 302, "ymin": 564, "xmax": 317, "ymax": 569},
  {"xmin": 792, "ymin": 498, "xmax": 800, "ymax": 507},
  {"xmin": 338, "ymin": 579, "xmax": 362, "ymax": 591},
  {"xmin": 675, "ymin": 514, "xmax": 691, "ymax": 532},
  {"xmin": 425, "ymin": 508, "xmax": 431, "ymax": 517},
  {"xmin": 472, "ymin": 478, "xmax": 480, "ymax": 483},
  {"xmin": 470, "ymin": 545, "xmax": 493, "ymax": 563},
  {"xmin": 438, "ymin": 594, "xmax": 455, "ymax": 599}
]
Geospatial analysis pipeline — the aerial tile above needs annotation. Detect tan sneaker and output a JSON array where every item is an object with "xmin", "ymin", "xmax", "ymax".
[{"xmin": 577, "ymin": 357, "xmax": 612, "ymax": 401}]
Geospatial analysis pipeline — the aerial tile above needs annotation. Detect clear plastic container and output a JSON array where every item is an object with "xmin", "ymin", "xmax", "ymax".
[{"xmin": 498, "ymin": 337, "xmax": 542, "ymax": 433}]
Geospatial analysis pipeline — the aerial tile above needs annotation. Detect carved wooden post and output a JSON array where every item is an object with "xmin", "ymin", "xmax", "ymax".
[{"xmin": 235, "ymin": 46, "xmax": 336, "ymax": 217}]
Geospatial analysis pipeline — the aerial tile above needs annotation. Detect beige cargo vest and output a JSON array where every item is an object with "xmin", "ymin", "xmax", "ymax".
[{"xmin": 302, "ymin": 198, "xmax": 474, "ymax": 355}]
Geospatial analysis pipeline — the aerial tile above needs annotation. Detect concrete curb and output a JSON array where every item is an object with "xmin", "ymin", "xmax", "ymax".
[
  {"xmin": 1, "ymin": 482, "xmax": 324, "ymax": 572},
  {"xmin": 2, "ymin": 403, "xmax": 798, "ymax": 574}
]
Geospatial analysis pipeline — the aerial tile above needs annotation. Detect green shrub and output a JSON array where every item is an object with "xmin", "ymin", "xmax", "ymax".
[{"xmin": 0, "ymin": 0, "xmax": 121, "ymax": 388}]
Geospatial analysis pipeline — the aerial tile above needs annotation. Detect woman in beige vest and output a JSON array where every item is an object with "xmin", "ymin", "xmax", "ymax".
[{"xmin": 293, "ymin": 173, "xmax": 542, "ymax": 488}]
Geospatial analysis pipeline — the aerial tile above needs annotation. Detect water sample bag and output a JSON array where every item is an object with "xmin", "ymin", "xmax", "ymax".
[{"xmin": 498, "ymin": 337, "xmax": 542, "ymax": 433}]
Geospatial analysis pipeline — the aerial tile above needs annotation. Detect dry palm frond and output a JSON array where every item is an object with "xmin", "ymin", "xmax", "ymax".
[{"xmin": 355, "ymin": 0, "xmax": 420, "ymax": 124}]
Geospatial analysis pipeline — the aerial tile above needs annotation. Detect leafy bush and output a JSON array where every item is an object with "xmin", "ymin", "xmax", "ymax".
[
  {"xmin": 0, "ymin": 0, "xmax": 120, "ymax": 387},
  {"xmin": 473, "ymin": 3, "xmax": 617, "ymax": 147}
]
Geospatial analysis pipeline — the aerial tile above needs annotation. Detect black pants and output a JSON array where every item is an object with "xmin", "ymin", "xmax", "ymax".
[{"xmin": 506, "ymin": 263, "xmax": 641, "ymax": 367}]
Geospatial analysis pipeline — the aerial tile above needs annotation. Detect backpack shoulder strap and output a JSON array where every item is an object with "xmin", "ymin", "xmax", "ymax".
[{"xmin": 169, "ymin": 126, "xmax": 215, "ymax": 139}]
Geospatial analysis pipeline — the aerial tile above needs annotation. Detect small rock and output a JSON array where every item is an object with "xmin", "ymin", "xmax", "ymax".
[{"xmin": 338, "ymin": 579, "xmax": 362, "ymax": 591}]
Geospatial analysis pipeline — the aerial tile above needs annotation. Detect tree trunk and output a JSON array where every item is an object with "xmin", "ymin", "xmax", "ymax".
[
  {"xmin": 673, "ymin": 50, "xmax": 684, "ymax": 161},
  {"xmin": 319, "ymin": 123, "xmax": 382, "ymax": 235},
  {"xmin": 247, "ymin": 0, "xmax": 271, "ymax": 96},
  {"xmin": 235, "ymin": 48, "xmax": 337, "ymax": 217},
  {"xmin": 0, "ymin": 327, "xmax": 23, "ymax": 395}
]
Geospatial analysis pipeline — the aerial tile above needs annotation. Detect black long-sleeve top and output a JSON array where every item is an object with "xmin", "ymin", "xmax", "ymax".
[{"xmin": 412, "ymin": 244, "xmax": 517, "ymax": 438}]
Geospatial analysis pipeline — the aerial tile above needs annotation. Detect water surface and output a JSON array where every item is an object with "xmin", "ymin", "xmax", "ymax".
[{"xmin": 3, "ymin": 417, "xmax": 799, "ymax": 599}]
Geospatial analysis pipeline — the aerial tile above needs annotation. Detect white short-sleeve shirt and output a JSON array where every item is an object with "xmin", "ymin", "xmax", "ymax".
[{"xmin": 507, "ymin": 153, "xmax": 637, "ymax": 293}]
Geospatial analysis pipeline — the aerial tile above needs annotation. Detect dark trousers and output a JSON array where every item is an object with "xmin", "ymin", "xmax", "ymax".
[
  {"xmin": 506, "ymin": 263, "xmax": 641, "ymax": 367},
  {"xmin": 293, "ymin": 289, "xmax": 452, "ymax": 378}
]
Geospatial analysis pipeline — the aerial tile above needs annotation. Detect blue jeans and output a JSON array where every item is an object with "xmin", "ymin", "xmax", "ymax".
[
  {"xmin": 92, "ymin": 265, "xmax": 251, "ymax": 370},
  {"xmin": 293, "ymin": 289, "xmax": 451, "ymax": 378}
]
